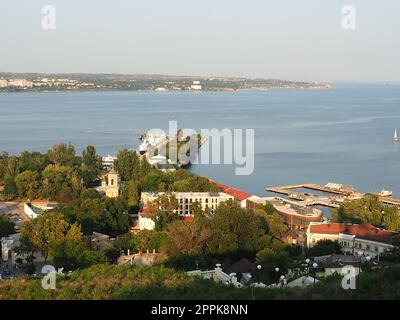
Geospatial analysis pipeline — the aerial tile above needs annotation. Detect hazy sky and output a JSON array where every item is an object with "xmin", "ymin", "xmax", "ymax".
[{"xmin": 1, "ymin": 0, "xmax": 399, "ymax": 82}]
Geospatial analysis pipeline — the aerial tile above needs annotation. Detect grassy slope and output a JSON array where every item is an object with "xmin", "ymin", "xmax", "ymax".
[{"xmin": 1, "ymin": 264, "xmax": 400, "ymax": 300}]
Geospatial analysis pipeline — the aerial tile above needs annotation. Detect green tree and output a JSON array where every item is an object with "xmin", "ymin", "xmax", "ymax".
[
  {"xmin": 332, "ymin": 195, "xmax": 385, "ymax": 227},
  {"xmin": 114, "ymin": 149, "xmax": 139, "ymax": 181},
  {"xmin": 47, "ymin": 143, "xmax": 77, "ymax": 166},
  {"xmin": 255, "ymin": 247, "xmax": 292, "ymax": 284},
  {"xmin": 20, "ymin": 212, "xmax": 81, "ymax": 262},
  {"xmin": 307, "ymin": 239, "xmax": 342, "ymax": 257},
  {"xmin": 15, "ymin": 170, "xmax": 40, "ymax": 199},
  {"xmin": 123, "ymin": 180, "xmax": 141, "ymax": 207},
  {"xmin": 41, "ymin": 165, "xmax": 81, "ymax": 201},
  {"xmin": 206, "ymin": 200, "xmax": 265, "ymax": 254},
  {"xmin": 131, "ymin": 230, "xmax": 168, "ymax": 252},
  {"xmin": 166, "ymin": 220, "xmax": 212, "ymax": 254},
  {"xmin": 81, "ymin": 145, "xmax": 102, "ymax": 187},
  {"xmin": 2, "ymin": 175, "xmax": 17, "ymax": 199},
  {"xmin": 0, "ymin": 215, "xmax": 16, "ymax": 238},
  {"xmin": 382, "ymin": 206, "xmax": 400, "ymax": 232}
]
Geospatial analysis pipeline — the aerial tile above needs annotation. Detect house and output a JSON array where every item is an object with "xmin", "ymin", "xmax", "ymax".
[
  {"xmin": 306, "ymin": 222, "xmax": 396, "ymax": 258},
  {"xmin": 137, "ymin": 206, "xmax": 195, "ymax": 232},
  {"xmin": 86, "ymin": 232, "xmax": 113, "ymax": 251},
  {"xmin": 224, "ymin": 258, "xmax": 254, "ymax": 275},
  {"xmin": 23, "ymin": 201, "xmax": 58, "ymax": 219},
  {"xmin": 138, "ymin": 207, "xmax": 157, "ymax": 231},
  {"xmin": 312, "ymin": 254, "xmax": 396, "ymax": 278},
  {"xmin": 23, "ymin": 203, "xmax": 43, "ymax": 219},
  {"xmin": 281, "ymin": 229, "xmax": 305, "ymax": 246},
  {"xmin": 96, "ymin": 169, "xmax": 121, "ymax": 198},
  {"xmin": 141, "ymin": 191, "xmax": 234, "ymax": 216},
  {"xmin": 224, "ymin": 258, "xmax": 254, "ymax": 285}
]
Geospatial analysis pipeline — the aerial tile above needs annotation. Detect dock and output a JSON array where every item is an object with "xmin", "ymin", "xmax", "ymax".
[{"xmin": 267, "ymin": 182, "xmax": 400, "ymax": 209}]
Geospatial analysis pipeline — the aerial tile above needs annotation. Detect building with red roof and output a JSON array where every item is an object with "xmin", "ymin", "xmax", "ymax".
[
  {"xmin": 306, "ymin": 222, "xmax": 396, "ymax": 258},
  {"xmin": 211, "ymin": 181, "xmax": 252, "ymax": 202}
]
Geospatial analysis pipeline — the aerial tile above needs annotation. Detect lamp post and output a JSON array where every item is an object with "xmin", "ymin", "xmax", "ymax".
[
  {"xmin": 275, "ymin": 267, "xmax": 280, "ymax": 285},
  {"xmin": 250, "ymin": 265, "xmax": 262, "ymax": 300},
  {"xmin": 312, "ymin": 262, "xmax": 318, "ymax": 284},
  {"xmin": 357, "ymin": 250, "xmax": 363, "ymax": 273},
  {"xmin": 305, "ymin": 258, "xmax": 311, "ymax": 277}
]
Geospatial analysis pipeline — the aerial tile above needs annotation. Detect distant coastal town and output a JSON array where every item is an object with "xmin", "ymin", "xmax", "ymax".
[{"xmin": 0, "ymin": 72, "xmax": 332, "ymax": 92}]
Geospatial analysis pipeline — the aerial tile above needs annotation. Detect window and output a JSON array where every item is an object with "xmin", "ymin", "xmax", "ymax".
[{"xmin": 366, "ymin": 245, "xmax": 370, "ymax": 251}]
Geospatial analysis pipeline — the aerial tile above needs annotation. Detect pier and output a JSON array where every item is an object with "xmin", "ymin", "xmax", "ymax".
[{"xmin": 267, "ymin": 183, "xmax": 400, "ymax": 209}]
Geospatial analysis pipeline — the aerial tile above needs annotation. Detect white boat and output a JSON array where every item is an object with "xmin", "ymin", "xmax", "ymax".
[
  {"xmin": 379, "ymin": 188, "xmax": 393, "ymax": 197},
  {"xmin": 394, "ymin": 128, "xmax": 399, "ymax": 142}
]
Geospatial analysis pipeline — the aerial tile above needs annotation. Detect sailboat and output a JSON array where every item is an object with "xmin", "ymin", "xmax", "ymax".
[{"xmin": 394, "ymin": 128, "xmax": 399, "ymax": 142}]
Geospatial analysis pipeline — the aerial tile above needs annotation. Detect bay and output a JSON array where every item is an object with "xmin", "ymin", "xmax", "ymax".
[{"xmin": 0, "ymin": 84, "xmax": 399, "ymax": 197}]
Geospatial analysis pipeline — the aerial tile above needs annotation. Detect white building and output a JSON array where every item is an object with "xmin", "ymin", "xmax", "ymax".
[
  {"xmin": 306, "ymin": 222, "xmax": 396, "ymax": 258},
  {"xmin": 190, "ymin": 80, "xmax": 202, "ymax": 91},
  {"xmin": 102, "ymin": 154, "xmax": 117, "ymax": 169},
  {"xmin": 138, "ymin": 207, "xmax": 157, "ymax": 231},
  {"xmin": 23, "ymin": 203, "xmax": 42, "ymax": 219},
  {"xmin": 141, "ymin": 191, "xmax": 234, "ymax": 216},
  {"xmin": 7, "ymin": 79, "xmax": 33, "ymax": 88},
  {"xmin": 0, "ymin": 79, "xmax": 8, "ymax": 88}
]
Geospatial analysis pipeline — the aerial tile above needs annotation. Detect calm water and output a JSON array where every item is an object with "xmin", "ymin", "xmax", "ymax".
[{"xmin": 1, "ymin": 85, "xmax": 400, "ymax": 197}]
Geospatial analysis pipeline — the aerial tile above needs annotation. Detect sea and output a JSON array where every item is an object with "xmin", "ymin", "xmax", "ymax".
[{"xmin": 1, "ymin": 84, "xmax": 400, "ymax": 198}]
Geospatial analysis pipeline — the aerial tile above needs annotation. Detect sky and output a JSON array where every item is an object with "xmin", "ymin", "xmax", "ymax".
[{"xmin": 0, "ymin": 0, "xmax": 399, "ymax": 82}]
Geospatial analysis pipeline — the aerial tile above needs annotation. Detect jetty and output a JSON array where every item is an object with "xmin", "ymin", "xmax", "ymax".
[{"xmin": 267, "ymin": 182, "xmax": 400, "ymax": 209}]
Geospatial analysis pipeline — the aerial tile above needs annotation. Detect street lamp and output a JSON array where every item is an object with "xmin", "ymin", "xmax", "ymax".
[
  {"xmin": 275, "ymin": 267, "xmax": 280, "ymax": 284},
  {"xmin": 357, "ymin": 251, "xmax": 364, "ymax": 273},
  {"xmin": 251, "ymin": 265, "xmax": 262, "ymax": 300},
  {"xmin": 312, "ymin": 262, "xmax": 318, "ymax": 284},
  {"xmin": 305, "ymin": 258, "xmax": 311, "ymax": 277}
]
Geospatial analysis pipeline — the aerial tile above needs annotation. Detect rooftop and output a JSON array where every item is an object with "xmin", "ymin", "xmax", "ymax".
[
  {"xmin": 309, "ymin": 222, "xmax": 397, "ymax": 245},
  {"xmin": 211, "ymin": 181, "xmax": 253, "ymax": 201}
]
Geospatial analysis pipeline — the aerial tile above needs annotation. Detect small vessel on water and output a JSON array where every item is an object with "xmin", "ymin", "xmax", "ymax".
[
  {"xmin": 379, "ymin": 188, "xmax": 393, "ymax": 197},
  {"xmin": 394, "ymin": 128, "xmax": 399, "ymax": 142}
]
